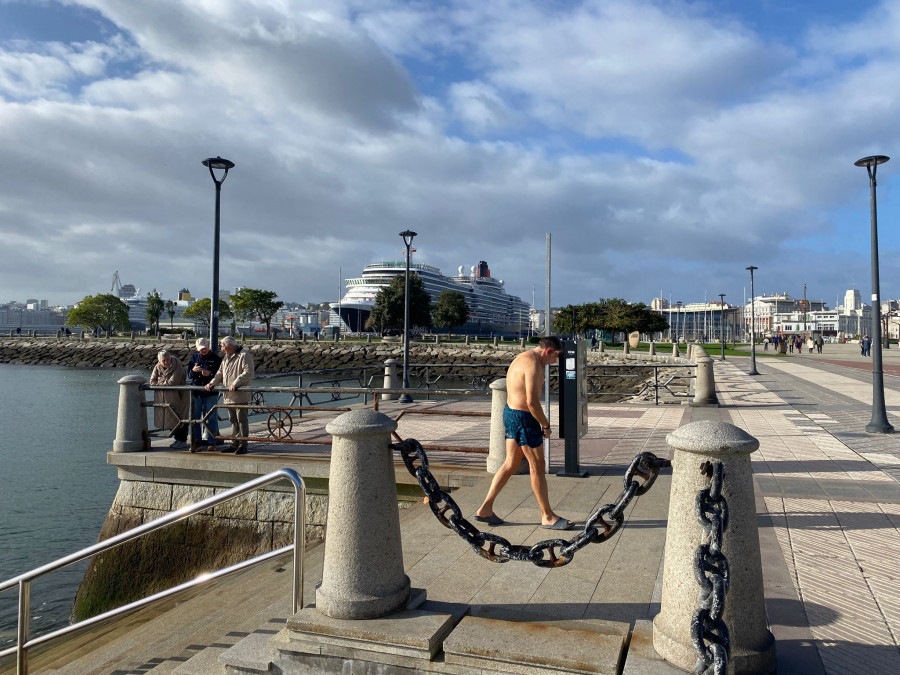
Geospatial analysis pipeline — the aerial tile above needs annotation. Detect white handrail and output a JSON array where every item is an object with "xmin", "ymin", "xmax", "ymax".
[{"xmin": 0, "ymin": 468, "xmax": 306, "ymax": 674}]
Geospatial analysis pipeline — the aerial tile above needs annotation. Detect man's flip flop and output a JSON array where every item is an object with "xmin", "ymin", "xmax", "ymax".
[
  {"xmin": 541, "ymin": 518, "xmax": 575, "ymax": 531},
  {"xmin": 473, "ymin": 513, "xmax": 504, "ymax": 526}
]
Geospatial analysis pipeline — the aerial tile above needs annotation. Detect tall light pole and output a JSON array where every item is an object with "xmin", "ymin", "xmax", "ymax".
[
  {"xmin": 855, "ymin": 155, "xmax": 893, "ymax": 433},
  {"xmin": 399, "ymin": 230, "xmax": 417, "ymax": 404},
  {"xmin": 202, "ymin": 156, "xmax": 235, "ymax": 350},
  {"xmin": 676, "ymin": 301, "xmax": 682, "ymax": 344},
  {"xmin": 746, "ymin": 266, "xmax": 759, "ymax": 375},
  {"xmin": 718, "ymin": 293, "xmax": 726, "ymax": 359}
]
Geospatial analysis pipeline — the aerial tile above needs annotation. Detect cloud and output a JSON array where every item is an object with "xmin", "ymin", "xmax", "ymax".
[{"xmin": 2, "ymin": 0, "xmax": 900, "ymax": 313}]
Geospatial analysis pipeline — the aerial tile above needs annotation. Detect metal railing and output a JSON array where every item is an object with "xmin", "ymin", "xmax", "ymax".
[
  {"xmin": 0, "ymin": 468, "xmax": 306, "ymax": 674},
  {"xmin": 585, "ymin": 363, "xmax": 696, "ymax": 405}
]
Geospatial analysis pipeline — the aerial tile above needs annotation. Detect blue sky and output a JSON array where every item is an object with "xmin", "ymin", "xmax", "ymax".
[{"xmin": 1, "ymin": 0, "xmax": 900, "ymax": 311}]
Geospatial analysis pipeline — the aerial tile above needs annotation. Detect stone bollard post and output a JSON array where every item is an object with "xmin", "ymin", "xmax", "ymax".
[
  {"xmin": 318, "ymin": 409, "xmax": 410, "ymax": 619},
  {"xmin": 487, "ymin": 379, "xmax": 507, "ymax": 473},
  {"xmin": 435, "ymin": 334, "xmax": 440, "ymax": 345},
  {"xmin": 493, "ymin": 336, "xmax": 499, "ymax": 347},
  {"xmin": 241, "ymin": 333, "xmax": 246, "ymax": 342},
  {"xmin": 113, "ymin": 376, "xmax": 149, "ymax": 453},
  {"xmin": 598, "ymin": 341, "xmax": 604, "ymax": 354},
  {"xmin": 367, "ymin": 334, "xmax": 372, "ymax": 343},
  {"xmin": 465, "ymin": 335, "xmax": 470, "ymax": 346},
  {"xmin": 623, "ymin": 341, "xmax": 630, "ymax": 356},
  {"xmin": 653, "ymin": 421, "xmax": 776, "ymax": 673},
  {"xmin": 649, "ymin": 342, "xmax": 656, "ymax": 356},
  {"xmin": 672, "ymin": 342, "xmax": 679, "ymax": 357},
  {"xmin": 382, "ymin": 358, "xmax": 400, "ymax": 401},
  {"xmin": 520, "ymin": 338, "xmax": 526, "ymax": 348},
  {"xmin": 692, "ymin": 357, "xmax": 717, "ymax": 405}
]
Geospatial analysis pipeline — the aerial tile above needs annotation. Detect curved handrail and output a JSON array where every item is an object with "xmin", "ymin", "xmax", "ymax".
[{"xmin": 0, "ymin": 468, "xmax": 306, "ymax": 674}]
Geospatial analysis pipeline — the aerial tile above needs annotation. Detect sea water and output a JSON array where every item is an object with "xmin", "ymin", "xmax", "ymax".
[{"xmin": 0, "ymin": 363, "xmax": 340, "ymax": 647}]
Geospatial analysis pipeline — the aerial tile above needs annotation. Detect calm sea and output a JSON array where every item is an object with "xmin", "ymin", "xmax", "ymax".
[{"xmin": 0, "ymin": 363, "xmax": 329, "ymax": 648}]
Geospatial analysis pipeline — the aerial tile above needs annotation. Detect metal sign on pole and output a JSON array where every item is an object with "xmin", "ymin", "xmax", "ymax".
[{"xmin": 557, "ymin": 337, "xmax": 588, "ymax": 477}]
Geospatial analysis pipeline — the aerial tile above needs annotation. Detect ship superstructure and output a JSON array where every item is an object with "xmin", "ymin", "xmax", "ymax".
[{"xmin": 331, "ymin": 259, "xmax": 531, "ymax": 335}]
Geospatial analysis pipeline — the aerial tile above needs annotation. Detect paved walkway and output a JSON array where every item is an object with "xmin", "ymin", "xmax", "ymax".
[
  {"xmin": 714, "ymin": 349, "xmax": 900, "ymax": 674},
  {"xmin": 11, "ymin": 349, "xmax": 900, "ymax": 673}
]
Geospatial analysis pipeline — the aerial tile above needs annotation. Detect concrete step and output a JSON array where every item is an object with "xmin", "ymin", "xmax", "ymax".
[{"xmin": 4, "ymin": 544, "xmax": 324, "ymax": 674}]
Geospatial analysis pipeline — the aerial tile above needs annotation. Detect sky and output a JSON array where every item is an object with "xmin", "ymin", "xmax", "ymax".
[{"xmin": 2, "ymin": 0, "xmax": 900, "ymax": 311}]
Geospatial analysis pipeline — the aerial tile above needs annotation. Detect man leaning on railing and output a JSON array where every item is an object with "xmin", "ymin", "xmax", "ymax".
[
  {"xmin": 206, "ymin": 336, "xmax": 254, "ymax": 455},
  {"xmin": 186, "ymin": 337, "xmax": 222, "ymax": 452}
]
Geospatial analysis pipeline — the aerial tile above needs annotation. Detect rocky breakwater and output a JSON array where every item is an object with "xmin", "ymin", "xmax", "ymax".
[{"xmin": 0, "ymin": 337, "xmax": 519, "ymax": 375}]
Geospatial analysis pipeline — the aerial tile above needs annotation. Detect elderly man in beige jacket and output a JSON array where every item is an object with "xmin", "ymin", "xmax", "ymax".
[{"xmin": 205, "ymin": 336, "xmax": 254, "ymax": 454}]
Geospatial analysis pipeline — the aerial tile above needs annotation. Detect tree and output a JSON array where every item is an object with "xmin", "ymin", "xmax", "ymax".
[
  {"xmin": 67, "ymin": 294, "xmax": 131, "ymax": 333},
  {"xmin": 182, "ymin": 298, "xmax": 233, "ymax": 329},
  {"xmin": 552, "ymin": 299, "xmax": 669, "ymax": 340},
  {"xmin": 367, "ymin": 273, "xmax": 432, "ymax": 333},
  {"xmin": 432, "ymin": 290, "xmax": 469, "ymax": 333},
  {"xmin": 165, "ymin": 300, "xmax": 176, "ymax": 329},
  {"xmin": 146, "ymin": 290, "xmax": 164, "ymax": 334},
  {"xmin": 231, "ymin": 288, "xmax": 284, "ymax": 337}
]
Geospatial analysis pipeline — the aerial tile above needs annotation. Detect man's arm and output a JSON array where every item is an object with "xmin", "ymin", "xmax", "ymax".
[{"xmin": 523, "ymin": 360, "xmax": 550, "ymax": 431}]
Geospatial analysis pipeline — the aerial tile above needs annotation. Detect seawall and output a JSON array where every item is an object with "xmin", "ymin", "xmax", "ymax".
[{"xmin": 0, "ymin": 338, "xmax": 522, "ymax": 373}]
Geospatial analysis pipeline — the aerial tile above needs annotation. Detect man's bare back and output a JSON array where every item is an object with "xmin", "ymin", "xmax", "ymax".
[{"xmin": 505, "ymin": 349, "xmax": 549, "ymax": 428}]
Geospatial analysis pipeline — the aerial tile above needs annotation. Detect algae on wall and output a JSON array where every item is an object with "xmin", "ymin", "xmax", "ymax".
[{"xmin": 71, "ymin": 480, "xmax": 328, "ymax": 622}]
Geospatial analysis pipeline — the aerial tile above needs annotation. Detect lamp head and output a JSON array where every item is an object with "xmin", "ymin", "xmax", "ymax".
[
  {"xmin": 854, "ymin": 155, "xmax": 890, "ymax": 168},
  {"xmin": 746, "ymin": 265, "xmax": 758, "ymax": 272},
  {"xmin": 399, "ymin": 230, "xmax": 418, "ymax": 247},
  {"xmin": 202, "ymin": 156, "xmax": 235, "ymax": 184}
]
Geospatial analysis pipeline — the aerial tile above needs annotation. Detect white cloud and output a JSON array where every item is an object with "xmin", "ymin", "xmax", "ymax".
[{"xmin": 2, "ymin": 0, "xmax": 900, "ymax": 311}]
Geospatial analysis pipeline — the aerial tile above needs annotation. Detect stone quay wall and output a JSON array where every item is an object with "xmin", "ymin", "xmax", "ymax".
[{"xmin": 72, "ymin": 479, "xmax": 329, "ymax": 622}]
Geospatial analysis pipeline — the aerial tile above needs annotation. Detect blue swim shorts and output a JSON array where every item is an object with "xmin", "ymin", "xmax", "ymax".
[{"xmin": 503, "ymin": 404, "xmax": 544, "ymax": 449}]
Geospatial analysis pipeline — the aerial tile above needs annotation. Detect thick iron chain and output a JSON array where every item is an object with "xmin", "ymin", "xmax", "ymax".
[
  {"xmin": 691, "ymin": 461, "xmax": 730, "ymax": 675},
  {"xmin": 392, "ymin": 438, "xmax": 670, "ymax": 568}
]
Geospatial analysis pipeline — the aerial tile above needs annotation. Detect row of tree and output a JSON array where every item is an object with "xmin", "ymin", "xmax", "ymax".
[
  {"xmin": 367, "ymin": 275, "xmax": 470, "ymax": 333},
  {"xmin": 551, "ymin": 298, "xmax": 669, "ymax": 337},
  {"xmin": 65, "ymin": 280, "xmax": 666, "ymax": 342},
  {"xmin": 65, "ymin": 288, "xmax": 285, "ymax": 336}
]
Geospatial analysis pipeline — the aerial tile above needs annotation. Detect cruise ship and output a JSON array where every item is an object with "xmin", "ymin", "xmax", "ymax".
[{"xmin": 331, "ymin": 259, "xmax": 531, "ymax": 335}]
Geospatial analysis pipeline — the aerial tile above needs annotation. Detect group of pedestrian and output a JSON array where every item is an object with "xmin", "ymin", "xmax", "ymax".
[
  {"xmin": 150, "ymin": 336, "xmax": 255, "ymax": 455},
  {"xmin": 861, "ymin": 334, "xmax": 872, "ymax": 357}
]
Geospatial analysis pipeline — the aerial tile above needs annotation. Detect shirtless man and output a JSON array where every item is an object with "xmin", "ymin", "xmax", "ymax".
[{"xmin": 474, "ymin": 336, "xmax": 574, "ymax": 530}]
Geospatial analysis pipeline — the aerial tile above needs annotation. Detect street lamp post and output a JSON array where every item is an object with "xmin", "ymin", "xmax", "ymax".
[
  {"xmin": 718, "ymin": 293, "xmax": 726, "ymax": 359},
  {"xmin": 855, "ymin": 155, "xmax": 893, "ymax": 433},
  {"xmin": 676, "ymin": 301, "xmax": 682, "ymax": 345},
  {"xmin": 399, "ymin": 230, "xmax": 417, "ymax": 404},
  {"xmin": 746, "ymin": 266, "xmax": 759, "ymax": 375},
  {"xmin": 202, "ymin": 156, "xmax": 235, "ymax": 350}
]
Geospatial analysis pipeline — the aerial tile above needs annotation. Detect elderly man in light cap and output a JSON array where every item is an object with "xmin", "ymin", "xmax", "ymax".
[
  {"xmin": 206, "ymin": 336, "xmax": 254, "ymax": 454},
  {"xmin": 186, "ymin": 337, "xmax": 222, "ymax": 452}
]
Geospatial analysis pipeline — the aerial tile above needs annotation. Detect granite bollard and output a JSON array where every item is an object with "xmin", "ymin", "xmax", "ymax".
[
  {"xmin": 672, "ymin": 343, "xmax": 679, "ymax": 358},
  {"xmin": 653, "ymin": 421, "xmax": 775, "ymax": 673},
  {"xmin": 649, "ymin": 342, "xmax": 656, "ymax": 356},
  {"xmin": 487, "ymin": 378, "xmax": 508, "ymax": 474},
  {"xmin": 382, "ymin": 358, "xmax": 399, "ymax": 402},
  {"xmin": 317, "ymin": 409, "xmax": 411, "ymax": 619},
  {"xmin": 693, "ymin": 354, "xmax": 717, "ymax": 406},
  {"xmin": 113, "ymin": 375, "xmax": 149, "ymax": 453}
]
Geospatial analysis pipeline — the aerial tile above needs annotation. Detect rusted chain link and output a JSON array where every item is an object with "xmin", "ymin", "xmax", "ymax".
[
  {"xmin": 691, "ymin": 460, "xmax": 729, "ymax": 675},
  {"xmin": 392, "ymin": 438, "xmax": 670, "ymax": 568}
]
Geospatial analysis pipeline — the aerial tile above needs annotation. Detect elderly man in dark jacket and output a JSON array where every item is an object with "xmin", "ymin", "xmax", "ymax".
[{"xmin": 186, "ymin": 337, "xmax": 222, "ymax": 452}]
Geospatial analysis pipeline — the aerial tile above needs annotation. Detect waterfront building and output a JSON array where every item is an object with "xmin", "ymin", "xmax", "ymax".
[{"xmin": 659, "ymin": 301, "xmax": 740, "ymax": 342}]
